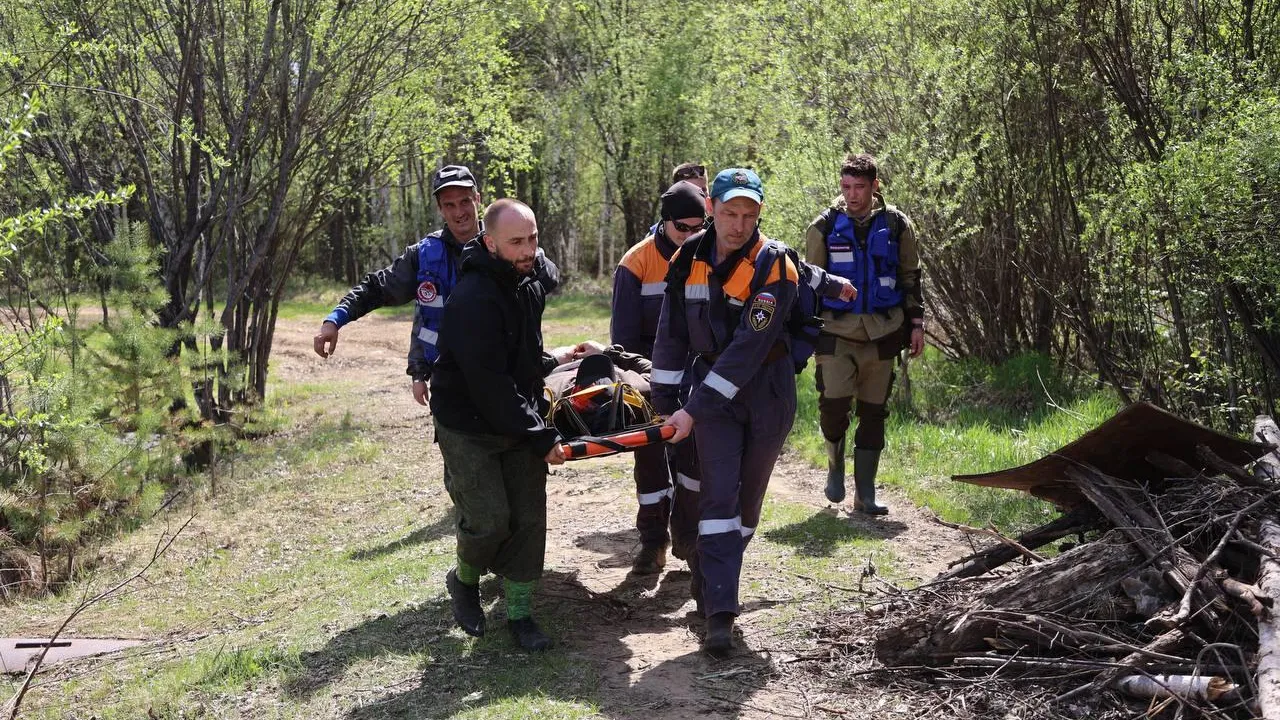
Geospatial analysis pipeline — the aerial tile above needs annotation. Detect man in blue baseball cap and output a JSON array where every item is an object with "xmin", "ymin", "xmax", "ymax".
[{"xmin": 649, "ymin": 167, "xmax": 801, "ymax": 657}]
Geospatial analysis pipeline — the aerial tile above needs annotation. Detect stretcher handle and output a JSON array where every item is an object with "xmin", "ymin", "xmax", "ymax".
[{"xmin": 560, "ymin": 424, "xmax": 677, "ymax": 460}]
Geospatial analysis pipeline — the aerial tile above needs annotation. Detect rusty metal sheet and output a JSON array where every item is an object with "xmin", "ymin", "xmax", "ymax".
[
  {"xmin": 0, "ymin": 637, "xmax": 143, "ymax": 674},
  {"xmin": 951, "ymin": 402, "xmax": 1274, "ymax": 508}
]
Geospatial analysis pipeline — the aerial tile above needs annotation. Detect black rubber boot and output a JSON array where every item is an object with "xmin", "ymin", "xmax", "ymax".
[
  {"xmin": 689, "ymin": 553, "xmax": 704, "ymax": 617},
  {"xmin": 631, "ymin": 543, "xmax": 668, "ymax": 575},
  {"xmin": 853, "ymin": 448, "xmax": 889, "ymax": 515},
  {"xmin": 824, "ymin": 436, "xmax": 847, "ymax": 503},
  {"xmin": 702, "ymin": 612, "xmax": 735, "ymax": 657},
  {"xmin": 446, "ymin": 568, "xmax": 486, "ymax": 637},
  {"xmin": 508, "ymin": 617, "xmax": 553, "ymax": 652}
]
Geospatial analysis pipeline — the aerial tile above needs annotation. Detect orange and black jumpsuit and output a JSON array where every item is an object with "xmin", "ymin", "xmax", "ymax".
[
  {"xmin": 611, "ymin": 224, "xmax": 699, "ymax": 559},
  {"xmin": 650, "ymin": 228, "xmax": 799, "ymax": 617}
]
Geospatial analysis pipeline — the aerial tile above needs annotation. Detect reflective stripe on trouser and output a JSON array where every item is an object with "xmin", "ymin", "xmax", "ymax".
[
  {"xmin": 693, "ymin": 361, "xmax": 796, "ymax": 617},
  {"xmin": 434, "ymin": 419, "xmax": 548, "ymax": 583},
  {"xmin": 634, "ymin": 441, "xmax": 673, "ymax": 547},
  {"xmin": 669, "ymin": 435, "xmax": 701, "ymax": 561}
]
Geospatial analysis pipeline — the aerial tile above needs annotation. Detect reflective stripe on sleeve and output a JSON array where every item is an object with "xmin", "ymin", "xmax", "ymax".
[
  {"xmin": 808, "ymin": 271, "xmax": 823, "ymax": 290},
  {"xmin": 417, "ymin": 296, "xmax": 445, "ymax": 309},
  {"xmin": 699, "ymin": 516, "xmax": 742, "ymax": 536},
  {"xmin": 728, "ymin": 297, "xmax": 744, "ymax": 307},
  {"xmin": 651, "ymin": 368, "xmax": 685, "ymax": 385},
  {"xmin": 685, "ymin": 285, "xmax": 710, "ymax": 301},
  {"xmin": 830, "ymin": 251, "xmax": 855, "ymax": 264},
  {"xmin": 677, "ymin": 473, "xmax": 700, "ymax": 492},
  {"xmin": 418, "ymin": 328, "xmax": 439, "ymax": 345},
  {"xmin": 740, "ymin": 525, "xmax": 756, "ymax": 538},
  {"xmin": 637, "ymin": 487, "xmax": 675, "ymax": 505},
  {"xmin": 703, "ymin": 371, "xmax": 740, "ymax": 399},
  {"xmin": 641, "ymin": 281, "xmax": 667, "ymax": 296}
]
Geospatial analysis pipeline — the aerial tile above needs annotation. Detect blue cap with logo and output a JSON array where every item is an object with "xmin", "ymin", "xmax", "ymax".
[{"xmin": 710, "ymin": 168, "xmax": 764, "ymax": 204}]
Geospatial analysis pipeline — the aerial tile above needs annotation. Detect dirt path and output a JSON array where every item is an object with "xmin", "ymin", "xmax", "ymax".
[{"xmin": 270, "ymin": 313, "xmax": 972, "ymax": 719}]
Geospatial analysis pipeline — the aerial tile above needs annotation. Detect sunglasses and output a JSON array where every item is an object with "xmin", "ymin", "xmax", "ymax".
[
  {"xmin": 674, "ymin": 165, "xmax": 707, "ymax": 180},
  {"xmin": 671, "ymin": 219, "xmax": 705, "ymax": 233}
]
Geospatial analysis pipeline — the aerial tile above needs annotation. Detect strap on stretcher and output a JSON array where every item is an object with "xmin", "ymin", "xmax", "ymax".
[{"xmin": 561, "ymin": 424, "xmax": 677, "ymax": 460}]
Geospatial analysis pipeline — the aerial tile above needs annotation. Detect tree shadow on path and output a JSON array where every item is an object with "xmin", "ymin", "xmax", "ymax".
[
  {"xmin": 763, "ymin": 507, "xmax": 907, "ymax": 557},
  {"xmin": 303, "ymin": 568, "xmax": 781, "ymax": 719},
  {"xmin": 347, "ymin": 510, "xmax": 456, "ymax": 561}
]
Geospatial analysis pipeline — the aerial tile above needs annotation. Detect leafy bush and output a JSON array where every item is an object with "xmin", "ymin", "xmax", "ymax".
[{"xmin": 1, "ymin": 99, "xmax": 192, "ymax": 596}]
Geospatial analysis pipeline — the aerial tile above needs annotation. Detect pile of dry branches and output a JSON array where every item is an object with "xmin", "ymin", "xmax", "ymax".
[{"xmin": 815, "ymin": 416, "xmax": 1280, "ymax": 719}]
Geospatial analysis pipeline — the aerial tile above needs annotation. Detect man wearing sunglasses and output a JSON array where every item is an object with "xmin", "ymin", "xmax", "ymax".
[
  {"xmin": 671, "ymin": 162, "xmax": 709, "ymax": 192},
  {"xmin": 807, "ymin": 153, "xmax": 924, "ymax": 515},
  {"xmin": 610, "ymin": 180, "xmax": 709, "ymax": 575}
]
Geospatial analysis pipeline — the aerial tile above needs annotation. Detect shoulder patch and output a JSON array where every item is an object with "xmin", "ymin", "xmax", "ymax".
[{"xmin": 749, "ymin": 292, "xmax": 777, "ymax": 332}]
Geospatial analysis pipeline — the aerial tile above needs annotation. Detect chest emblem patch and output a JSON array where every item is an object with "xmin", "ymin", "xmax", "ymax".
[
  {"xmin": 417, "ymin": 281, "xmax": 438, "ymax": 304},
  {"xmin": 749, "ymin": 292, "xmax": 777, "ymax": 332}
]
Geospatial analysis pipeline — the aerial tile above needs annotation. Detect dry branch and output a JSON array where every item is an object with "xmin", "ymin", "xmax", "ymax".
[
  {"xmin": 1256, "ymin": 416, "xmax": 1280, "ymax": 480},
  {"xmin": 1256, "ymin": 519, "xmax": 1280, "ymax": 719},
  {"xmin": 938, "ymin": 508, "xmax": 1097, "ymax": 581},
  {"xmin": 933, "ymin": 517, "xmax": 1046, "ymax": 563},
  {"xmin": 1111, "ymin": 674, "xmax": 1237, "ymax": 703},
  {"xmin": 825, "ymin": 412, "xmax": 1279, "ymax": 719}
]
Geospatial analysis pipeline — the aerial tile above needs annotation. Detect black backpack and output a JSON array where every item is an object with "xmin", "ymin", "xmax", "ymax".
[{"xmin": 665, "ymin": 234, "xmax": 824, "ymax": 374}]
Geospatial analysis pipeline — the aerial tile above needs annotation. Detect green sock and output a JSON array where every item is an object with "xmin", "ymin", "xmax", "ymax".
[
  {"xmin": 504, "ymin": 579, "xmax": 535, "ymax": 621},
  {"xmin": 455, "ymin": 556, "xmax": 481, "ymax": 586}
]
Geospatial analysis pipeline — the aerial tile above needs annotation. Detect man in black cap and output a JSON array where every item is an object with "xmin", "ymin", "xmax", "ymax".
[
  {"xmin": 610, "ymin": 180, "xmax": 708, "ymax": 574},
  {"xmin": 314, "ymin": 164, "xmax": 559, "ymax": 404}
]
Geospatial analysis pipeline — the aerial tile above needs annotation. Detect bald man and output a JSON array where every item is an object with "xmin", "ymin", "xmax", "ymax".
[{"xmin": 429, "ymin": 198, "xmax": 569, "ymax": 652}]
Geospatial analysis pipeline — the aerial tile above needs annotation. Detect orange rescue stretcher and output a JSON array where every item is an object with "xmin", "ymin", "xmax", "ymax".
[{"xmin": 559, "ymin": 423, "xmax": 677, "ymax": 460}]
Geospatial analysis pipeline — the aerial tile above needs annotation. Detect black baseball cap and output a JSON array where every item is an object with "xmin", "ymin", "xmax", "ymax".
[
  {"xmin": 574, "ymin": 354, "xmax": 616, "ymax": 388},
  {"xmin": 431, "ymin": 165, "xmax": 477, "ymax": 196}
]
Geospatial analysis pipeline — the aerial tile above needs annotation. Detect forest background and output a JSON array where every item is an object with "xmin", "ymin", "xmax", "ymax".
[{"xmin": 1, "ymin": 0, "xmax": 1279, "ymax": 595}]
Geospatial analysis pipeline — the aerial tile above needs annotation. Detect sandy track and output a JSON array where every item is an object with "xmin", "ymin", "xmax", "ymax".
[{"xmin": 273, "ymin": 312, "xmax": 970, "ymax": 719}]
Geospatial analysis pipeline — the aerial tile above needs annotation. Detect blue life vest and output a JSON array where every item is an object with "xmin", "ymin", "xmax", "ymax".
[
  {"xmin": 413, "ymin": 232, "xmax": 458, "ymax": 365},
  {"xmin": 822, "ymin": 211, "xmax": 902, "ymax": 313}
]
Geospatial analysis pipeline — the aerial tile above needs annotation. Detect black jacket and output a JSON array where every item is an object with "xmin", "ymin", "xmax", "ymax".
[
  {"xmin": 429, "ymin": 241, "xmax": 562, "ymax": 457},
  {"xmin": 326, "ymin": 227, "xmax": 560, "ymax": 381}
]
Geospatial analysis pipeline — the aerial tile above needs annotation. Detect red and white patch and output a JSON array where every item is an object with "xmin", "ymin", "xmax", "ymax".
[{"xmin": 417, "ymin": 281, "xmax": 438, "ymax": 304}]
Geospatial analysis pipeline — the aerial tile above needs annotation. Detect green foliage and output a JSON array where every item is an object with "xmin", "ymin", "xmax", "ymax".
[
  {"xmin": 791, "ymin": 350, "xmax": 1119, "ymax": 531},
  {"xmin": 521, "ymin": 0, "xmax": 1278, "ymax": 425},
  {"xmin": 0, "ymin": 100, "xmax": 191, "ymax": 595}
]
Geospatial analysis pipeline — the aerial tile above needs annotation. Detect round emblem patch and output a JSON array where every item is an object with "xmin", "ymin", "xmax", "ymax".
[
  {"xmin": 733, "ymin": 171, "xmax": 749, "ymax": 185},
  {"xmin": 417, "ymin": 281, "xmax": 438, "ymax": 304}
]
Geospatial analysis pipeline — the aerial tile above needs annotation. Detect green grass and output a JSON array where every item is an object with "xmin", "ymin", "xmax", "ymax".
[
  {"xmin": 542, "ymin": 291, "xmax": 612, "ymax": 348},
  {"xmin": 276, "ymin": 278, "xmax": 416, "ymax": 321},
  {"xmin": 789, "ymin": 348, "xmax": 1121, "ymax": 532}
]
